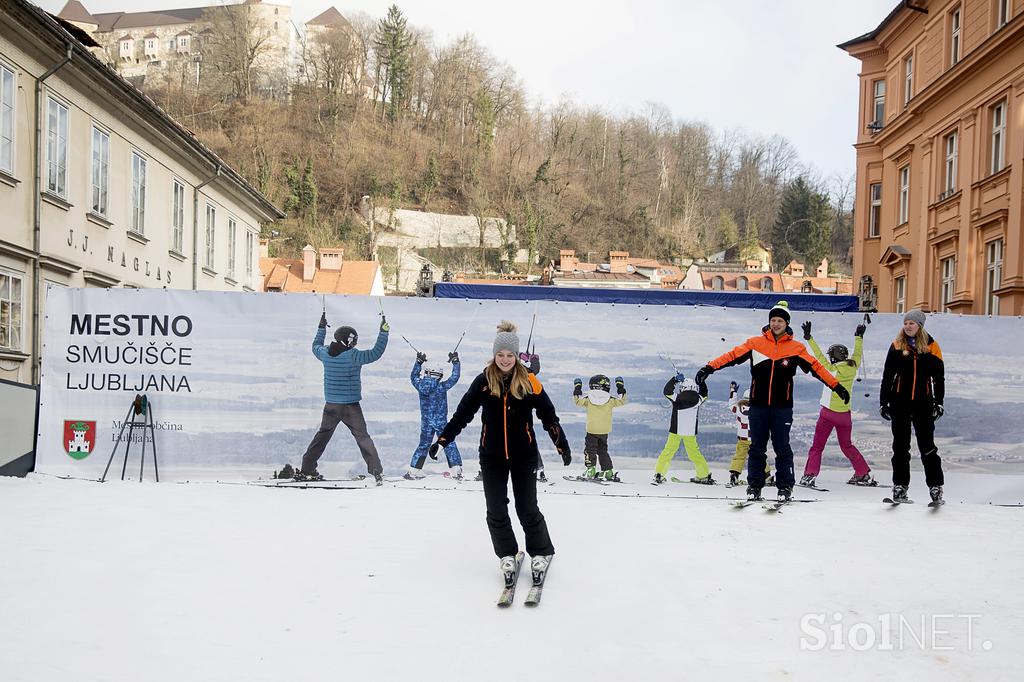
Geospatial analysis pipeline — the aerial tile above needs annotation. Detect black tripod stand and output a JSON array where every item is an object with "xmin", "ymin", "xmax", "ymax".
[{"xmin": 101, "ymin": 393, "xmax": 159, "ymax": 482}]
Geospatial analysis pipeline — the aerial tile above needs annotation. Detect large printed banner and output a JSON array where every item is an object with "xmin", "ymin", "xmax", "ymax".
[{"xmin": 36, "ymin": 288, "xmax": 1024, "ymax": 480}]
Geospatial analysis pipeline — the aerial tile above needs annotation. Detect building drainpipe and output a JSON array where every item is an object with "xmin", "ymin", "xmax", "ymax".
[
  {"xmin": 192, "ymin": 165, "xmax": 221, "ymax": 290},
  {"xmin": 31, "ymin": 45, "xmax": 73, "ymax": 385}
]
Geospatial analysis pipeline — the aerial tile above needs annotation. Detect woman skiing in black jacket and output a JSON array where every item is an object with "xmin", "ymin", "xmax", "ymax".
[
  {"xmin": 879, "ymin": 309, "xmax": 945, "ymax": 505},
  {"xmin": 433, "ymin": 321, "xmax": 571, "ymax": 584}
]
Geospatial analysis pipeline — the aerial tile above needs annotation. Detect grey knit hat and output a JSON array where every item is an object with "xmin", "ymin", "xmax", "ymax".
[
  {"xmin": 492, "ymin": 320, "xmax": 520, "ymax": 356},
  {"xmin": 904, "ymin": 309, "xmax": 926, "ymax": 327}
]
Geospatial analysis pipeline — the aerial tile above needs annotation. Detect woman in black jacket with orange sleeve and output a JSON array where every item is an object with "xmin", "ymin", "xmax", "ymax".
[
  {"xmin": 432, "ymin": 320, "xmax": 571, "ymax": 579},
  {"xmin": 879, "ymin": 309, "xmax": 945, "ymax": 505}
]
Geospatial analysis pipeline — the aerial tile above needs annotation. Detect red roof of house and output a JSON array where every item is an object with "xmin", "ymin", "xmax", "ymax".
[{"xmin": 259, "ymin": 257, "xmax": 380, "ymax": 295}]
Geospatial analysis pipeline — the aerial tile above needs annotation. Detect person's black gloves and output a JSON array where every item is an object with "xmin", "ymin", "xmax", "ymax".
[
  {"xmin": 854, "ymin": 324, "xmax": 866, "ymax": 337},
  {"xmin": 429, "ymin": 437, "xmax": 447, "ymax": 460},
  {"xmin": 880, "ymin": 404, "xmax": 891, "ymax": 421},
  {"xmin": 694, "ymin": 365, "xmax": 714, "ymax": 387},
  {"xmin": 932, "ymin": 403, "xmax": 944, "ymax": 420},
  {"xmin": 319, "ymin": 312, "xmax": 328, "ymax": 329},
  {"xmin": 801, "ymin": 321, "xmax": 812, "ymax": 340},
  {"xmin": 615, "ymin": 376, "xmax": 626, "ymax": 394},
  {"xmin": 573, "ymin": 378, "xmax": 583, "ymax": 397},
  {"xmin": 560, "ymin": 448, "xmax": 571, "ymax": 466},
  {"xmin": 416, "ymin": 352, "xmax": 427, "ymax": 364},
  {"xmin": 833, "ymin": 384, "xmax": 850, "ymax": 404},
  {"xmin": 448, "ymin": 351, "xmax": 459, "ymax": 364}
]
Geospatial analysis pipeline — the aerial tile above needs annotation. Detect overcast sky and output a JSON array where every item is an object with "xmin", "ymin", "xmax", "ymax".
[{"xmin": 39, "ymin": 0, "xmax": 897, "ymax": 176}]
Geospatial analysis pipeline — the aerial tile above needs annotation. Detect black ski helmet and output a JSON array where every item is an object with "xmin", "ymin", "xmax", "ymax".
[
  {"xmin": 334, "ymin": 326, "xmax": 358, "ymax": 349},
  {"xmin": 827, "ymin": 343, "xmax": 849, "ymax": 364},
  {"xmin": 589, "ymin": 374, "xmax": 611, "ymax": 392}
]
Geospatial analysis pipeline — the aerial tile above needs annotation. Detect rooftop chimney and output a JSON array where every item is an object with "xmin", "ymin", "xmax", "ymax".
[
  {"xmin": 319, "ymin": 248, "xmax": 344, "ymax": 272},
  {"xmin": 302, "ymin": 244, "xmax": 316, "ymax": 282},
  {"xmin": 609, "ymin": 251, "xmax": 629, "ymax": 274}
]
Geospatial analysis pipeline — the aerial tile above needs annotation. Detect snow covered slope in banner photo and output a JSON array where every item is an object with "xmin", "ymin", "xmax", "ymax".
[{"xmin": 35, "ymin": 288, "xmax": 1024, "ymax": 480}]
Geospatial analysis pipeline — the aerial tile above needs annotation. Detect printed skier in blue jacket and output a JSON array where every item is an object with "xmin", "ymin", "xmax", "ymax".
[
  {"xmin": 299, "ymin": 311, "xmax": 389, "ymax": 483},
  {"xmin": 405, "ymin": 351, "xmax": 463, "ymax": 480}
]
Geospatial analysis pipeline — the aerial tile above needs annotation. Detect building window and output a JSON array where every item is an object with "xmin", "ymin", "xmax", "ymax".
[
  {"xmin": 205, "ymin": 204, "xmax": 216, "ymax": 269},
  {"xmin": 736, "ymin": 276, "xmax": 748, "ymax": 291},
  {"xmin": 761, "ymin": 277, "xmax": 773, "ymax": 292},
  {"xmin": 0, "ymin": 270, "xmax": 23, "ymax": 351},
  {"xmin": 711, "ymin": 276, "xmax": 724, "ymax": 290},
  {"xmin": 986, "ymin": 239, "xmax": 1003, "ymax": 315},
  {"xmin": 997, "ymin": 0, "xmax": 1010, "ymax": 27},
  {"xmin": 90, "ymin": 127, "xmax": 109, "ymax": 216},
  {"xmin": 227, "ymin": 218, "xmax": 237, "ymax": 278},
  {"xmin": 119, "ymin": 39, "xmax": 133, "ymax": 60},
  {"xmin": 941, "ymin": 256, "xmax": 956, "ymax": 312},
  {"xmin": 172, "ymin": 180, "xmax": 185, "ymax": 253},
  {"xmin": 903, "ymin": 54, "xmax": 913, "ymax": 107},
  {"xmin": 46, "ymin": 97, "xmax": 68, "ymax": 198},
  {"xmin": 943, "ymin": 131, "xmax": 958, "ymax": 196},
  {"xmin": 872, "ymin": 79, "xmax": 885, "ymax": 126},
  {"xmin": 898, "ymin": 165, "xmax": 910, "ymax": 225},
  {"xmin": 245, "ymin": 231, "xmax": 254, "ymax": 282},
  {"xmin": 950, "ymin": 7, "xmax": 962, "ymax": 66},
  {"xmin": 131, "ymin": 152, "xmax": 146, "ymax": 234},
  {"xmin": 1, "ymin": 63, "xmax": 14, "ymax": 175},
  {"xmin": 894, "ymin": 276, "xmax": 906, "ymax": 314},
  {"xmin": 869, "ymin": 183, "xmax": 882, "ymax": 237},
  {"xmin": 991, "ymin": 100, "xmax": 1007, "ymax": 174}
]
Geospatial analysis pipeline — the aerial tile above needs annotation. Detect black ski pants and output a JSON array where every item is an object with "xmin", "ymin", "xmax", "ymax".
[
  {"xmin": 747, "ymin": 405, "xmax": 795, "ymax": 489},
  {"xmin": 890, "ymin": 402, "xmax": 943, "ymax": 488},
  {"xmin": 481, "ymin": 453, "xmax": 554, "ymax": 558},
  {"xmin": 584, "ymin": 433, "xmax": 613, "ymax": 471}
]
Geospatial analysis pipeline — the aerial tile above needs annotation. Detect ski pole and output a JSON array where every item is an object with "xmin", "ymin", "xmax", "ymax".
[
  {"xmin": 450, "ymin": 304, "xmax": 480, "ymax": 355},
  {"xmin": 401, "ymin": 335, "xmax": 421, "ymax": 354}
]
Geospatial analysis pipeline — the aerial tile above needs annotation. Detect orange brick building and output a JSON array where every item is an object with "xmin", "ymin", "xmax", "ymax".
[{"xmin": 840, "ymin": 0, "xmax": 1023, "ymax": 314}]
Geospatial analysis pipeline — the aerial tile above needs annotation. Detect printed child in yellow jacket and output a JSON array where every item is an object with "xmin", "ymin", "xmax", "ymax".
[
  {"xmin": 573, "ymin": 375, "xmax": 627, "ymax": 481},
  {"xmin": 653, "ymin": 374, "xmax": 714, "ymax": 485}
]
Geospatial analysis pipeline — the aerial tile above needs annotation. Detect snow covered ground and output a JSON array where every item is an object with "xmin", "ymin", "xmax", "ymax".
[{"xmin": 2, "ymin": 463, "xmax": 1022, "ymax": 682}]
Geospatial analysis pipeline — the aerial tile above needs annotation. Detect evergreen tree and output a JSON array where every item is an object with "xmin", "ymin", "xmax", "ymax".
[
  {"xmin": 373, "ymin": 5, "xmax": 414, "ymax": 123},
  {"xmin": 771, "ymin": 176, "xmax": 832, "ymax": 272}
]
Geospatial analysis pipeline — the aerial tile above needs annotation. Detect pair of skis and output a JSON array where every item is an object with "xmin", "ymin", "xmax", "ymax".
[
  {"xmin": 730, "ymin": 498, "xmax": 792, "ymax": 512},
  {"xmin": 497, "ymin": 552, "xmax": 551, "ymax": 608},
  {"xmin": 883, "ymin": 496, "xmax": 945, "ymax": 508}
]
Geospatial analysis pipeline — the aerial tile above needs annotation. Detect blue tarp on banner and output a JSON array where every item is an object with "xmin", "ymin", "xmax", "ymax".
[{"xmin": 433, "ymin": 283, "xmax": 861, "ymax": 312}]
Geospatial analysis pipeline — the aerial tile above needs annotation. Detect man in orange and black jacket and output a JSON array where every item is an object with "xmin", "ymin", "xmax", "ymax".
[{"xmin": 694, "ymin": 301, "xmax": 849, "ymax": 501}]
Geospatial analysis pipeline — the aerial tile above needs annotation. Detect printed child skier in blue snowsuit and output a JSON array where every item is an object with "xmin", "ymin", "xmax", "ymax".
[{"xmin": 405, "ymin": 351, "xmax": 463, "ymax": 480}]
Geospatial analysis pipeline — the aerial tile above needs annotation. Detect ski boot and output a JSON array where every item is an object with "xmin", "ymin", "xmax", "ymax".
[
  {"xmin": 276, "ymin": 463, "xmax": 295, "ymax": 479},
  {"xmin": 530, "ymin": 554, "xmax": 550, "ymax": 575},
  {"xmin": 653, "ymin": 473, "xmax": 667, "ymax": 485},
  {"xmin": 690, "ymin": 474, "xmax": 716, "ymax": 485},
  {"xmin": 892, "ymin": 485, "xmax": 909, "ymax": 503},
  {"xmin": 403, "ymin": 467, "xmax": 426, "ymax": 481},
  {"xmin": 929, "ymin": 486, "xmax": 944, "ymax": 504},
  {"xmin": 848, "ymin": 472, "xmax": 877, "ymax": 486},
  {"xmin": 295, "ymin": 469, "xmax": 324, "ymax": 482},
  {"xmin": 777, "ymin": 486, "xmax": 793, "ymax": 502},
  {"xmin": 536, "ymin": 469, "xmax": 548, "ymax": 483},
  {"xmin": 602, "ymin": 469, "xmax": 620, "ymax": 482},
  {"xmin": 445, "ymin": 465, "xmax": 464, "ymax": 481},
  {"xmin": 474, "ymin": 470, "xmax": 484, "ymax": 481},
  {"xmin": 746, "ymin": 485, "xmax": 763, "ymax": 502},
  {"xmin": 583, "ymin": 466, "xmax": 598, "ymax": 480},
  {"xmin": 727, "ymin": 471, "xmax": 743, "ymax": 487},
  {"xmin": 764, "ymin": 473, "xmax": 776, "ymax": 487},
  {"xmin": 499, "ymin": 555, "xmax": 518, "ymax": 577},
  {"xmin": 799, "ymin": 474, "xmax": 816, "ymax": 487},
  {"xmin": 374, "ymin": 473, "xmax": 384, "ymax": 486}
]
